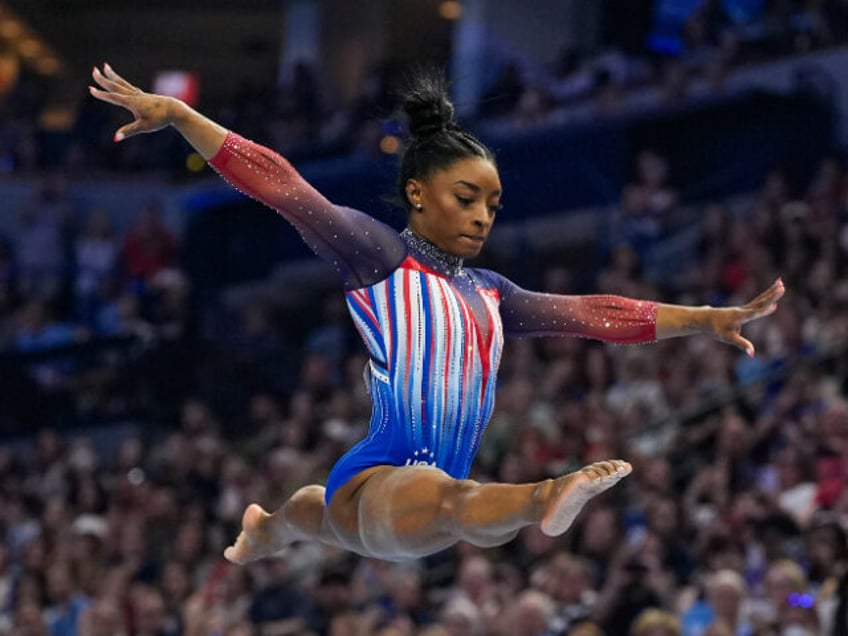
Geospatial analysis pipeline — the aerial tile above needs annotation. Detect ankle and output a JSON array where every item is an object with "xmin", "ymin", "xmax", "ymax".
[{"xmin": 532, "ymin": 479, "xmax": 555, "ymax": 521}]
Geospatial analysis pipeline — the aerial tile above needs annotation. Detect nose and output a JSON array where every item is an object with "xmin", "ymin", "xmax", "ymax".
[{"xmin": 472, "ymin": 204, "xmax": 493, "ymax": 229}]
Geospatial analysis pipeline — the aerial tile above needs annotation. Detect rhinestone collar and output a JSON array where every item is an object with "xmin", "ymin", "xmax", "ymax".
[{"xmin": 400, "ymin": 228, "xmax": 464, "ymax": 277}]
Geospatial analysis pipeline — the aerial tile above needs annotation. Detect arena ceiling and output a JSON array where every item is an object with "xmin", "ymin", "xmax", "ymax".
[{"xmin": 2, "ymin": 0, "xmax": 286, "ymax": 109}]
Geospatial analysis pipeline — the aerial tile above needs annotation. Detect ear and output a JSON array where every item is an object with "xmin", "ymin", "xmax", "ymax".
[{"xmin": 405, "ymin": 179, "xmax": 424, "ymax": 210}]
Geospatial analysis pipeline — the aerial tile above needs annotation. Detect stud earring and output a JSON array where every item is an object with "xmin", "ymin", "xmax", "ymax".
[{"xmin": 415, "ymin": 203, "xmax": 423, "ymax": 210}]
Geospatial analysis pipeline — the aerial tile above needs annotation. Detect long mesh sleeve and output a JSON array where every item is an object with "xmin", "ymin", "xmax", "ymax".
[
  {"xmin": 487, "ymin": 271, "xmax": 658, "ymax": 343},
  {"xmin": 208, "ymin": 132, "xmax": 406, "ymax": 289}
]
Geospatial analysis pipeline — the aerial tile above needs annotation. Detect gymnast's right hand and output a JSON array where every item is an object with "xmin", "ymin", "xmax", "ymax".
[{"xmin": 89, "ymin": 63, "xmax": 175, "ymax": 141}]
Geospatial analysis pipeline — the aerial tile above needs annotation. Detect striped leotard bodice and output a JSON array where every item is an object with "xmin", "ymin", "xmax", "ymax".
[
  {"xmin": 209, "ymin": 132, "xmax": 659, "ymax": 504},
  {"xmin": 340, "ymin": 242, "xmax": 504, "ymax": 486}
]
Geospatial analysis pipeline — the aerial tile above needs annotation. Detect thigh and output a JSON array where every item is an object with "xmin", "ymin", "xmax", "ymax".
[{"xmin": 327, "ymin": 465, "xmax": 476, "ymax": 560}]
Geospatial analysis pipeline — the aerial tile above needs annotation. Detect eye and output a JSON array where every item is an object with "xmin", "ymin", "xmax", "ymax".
[
  {"xmin": 456, "ymin": 195, "xmax": 473, "ymax": 207},
  {"xmin": 489, "ymin": 203, "xmax": 502, "ymax": 214}
]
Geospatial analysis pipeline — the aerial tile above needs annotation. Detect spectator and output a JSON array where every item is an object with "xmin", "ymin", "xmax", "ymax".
[
  {"xmin": 542, "ymin": 552, "xmax": 597, "ymax": 634},
  {"xmin": 438, "ymin": 596, "xmax": 483, "ymax": 636},
  {"xmin": 746, "ymin": 559, "xmax": 812, "ymax": 632},
  {"xmin": 617, "ymin": 149, "xmax": 678, "ymax": 258},
  {"xmin": 120, "ymin": 200, "xmax": 178, "ymax": 287},
  {"xmin": 7, "ymin": 602, "xmax": 49, "ymax": 636},
  {"xmin": 77, "ymin": 596, "xmax": 126, "ymax": 636},
  {"xmin": 248, "ymin": 559, "xmax": 310, "ymax": 629},
  {"xmin": 301, "ymin": 566, "xmax": 354, "ymax": 635},
  {"xmin": 130, "ymin": 584, "xmax": 177, "ymax": 636},
  {"xmin": 592, "ymin": 545, "xmax": 662, "ymax": 634},
  {"xmin": 680, "ymin": 569, "xmax": 753, "ymax": 636},
  {"xmin": 43, "ymin": 560, "xmax": 91, "ymax": 636},
  {"xmin": 761, "ymin": 445, "xmax": 818, "ymax": 528},
  {"xmin": 567, "ymin": 622, "xmax": 604, "ymax": 636},
  {"xmin": 505, "ymin": 589, "xmax": 556, "ymax": 636},
  {"xmin": 452, "ymin": 554, "xmax": 500, "ymax": 626},
  {"xmin": 74, "ymin": 209, "xmax": 119, "ymax": 323},
  {"xmin": 383, "ymin": 567, "xmax": 434, "ymax": 627},
  {"xmin": 13, "ymin": 180, "xmax": 73, "ymax": 300},
  {"xmin": 631, "ymin": 608, "xmax": 681, "ymax": 636}
]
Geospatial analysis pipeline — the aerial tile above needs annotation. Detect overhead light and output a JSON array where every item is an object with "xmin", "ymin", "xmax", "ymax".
[
  {"xmin": 439, "ymin": 1, "xmax": 462, "ymax": 20},
  {"xmin": 39, "ymin": 106, "xmax": 74, "ymax": 131},
  {"xmin": 17, "ymin": 37, "xmax": 41, "ymax": 58},
  {"xmin": 0, "ymin": 49, "xmax": 18, "ymax": 97},
  {"xmin": 379, "ymin": 134, "xmax": 400, "ymax": 155},
  {"xmin": 186, "ymin": 152, "xmax": 206, "ymax": 173},
  {"xmin": 153, "ymin": 70, "xmax": 200, "ymax": 107},
  {"xmin": 0, "ymin": 19, "xmax": 22, "ymax": 39},
  {"xmin": 0, "ymin": 2, "xmax": 65, "ymax": 78},
  {"xmin": 35, "ymin": 56, "xmax": 61, "ymax": 75}
]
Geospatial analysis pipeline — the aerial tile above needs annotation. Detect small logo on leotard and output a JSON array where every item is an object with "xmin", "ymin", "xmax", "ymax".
[{"xmin": 405, "ymin": 447, "xmax": 436, "ymax": 467}]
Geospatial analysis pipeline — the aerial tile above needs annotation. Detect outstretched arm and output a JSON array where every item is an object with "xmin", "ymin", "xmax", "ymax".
[
  {"xmin": 89, "ymin": 64, "xmax": 405, "ymax": 289},
  {"xmin": 494, "ymin": 272, "xmax": 784, "ymax": 354}
]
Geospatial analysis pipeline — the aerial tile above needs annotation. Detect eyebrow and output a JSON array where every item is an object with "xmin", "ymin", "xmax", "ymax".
[{"xmin": 453, "ymin": 180, "xmax": 502, "ymax": 197}]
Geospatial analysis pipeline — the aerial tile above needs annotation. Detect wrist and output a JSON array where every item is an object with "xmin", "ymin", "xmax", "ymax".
[
  {"xmin": 161, "ymin": 98, "xmax": 228, "ymax": 159},
  {"xmin": 166, "ymin": 97, "xmax": 192, "ymax": 126},
  {"xmin": 692, "ymin": 305, "xmax": 715, "ymax": 334},
  {"xmin": 655, "ymin": 303, "xmax": 713, "ymax": 340}
]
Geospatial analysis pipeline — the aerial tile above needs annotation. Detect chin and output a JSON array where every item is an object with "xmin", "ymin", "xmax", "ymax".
[
  {"xmin": 455, "ymin": 239, "xmax": 485, "ymax": 259},
  {"xmin": 456, "ymin": 246, "xmax": 482, "ymax": 259}
]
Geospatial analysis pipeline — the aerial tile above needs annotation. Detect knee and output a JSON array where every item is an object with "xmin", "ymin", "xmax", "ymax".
[
  {"xmin": 285, "ymin": 485, "xmax": 326, "ymax": 515},
  {"xmin": 291, "ymin": 484, "xmax": 325, "ymax": 501}
]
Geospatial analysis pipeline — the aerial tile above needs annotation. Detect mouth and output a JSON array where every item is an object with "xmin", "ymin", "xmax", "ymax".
[{"xmin": 460, "ymin": 235, "xmax": 485, "ymax": 244}]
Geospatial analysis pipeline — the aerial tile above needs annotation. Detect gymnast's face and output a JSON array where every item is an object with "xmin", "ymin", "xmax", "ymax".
[{"xmin": 406, "ymin": 156, "xmax": 502, "ymax": 259}]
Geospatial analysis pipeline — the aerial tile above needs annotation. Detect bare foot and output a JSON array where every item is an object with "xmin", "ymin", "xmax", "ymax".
[
  {"xmin": 224, "ymin": 503, "xmax": 286, "ymax": 565},
  {"xmin": 540, "ymin": 459, "xmax": 632, "ymax": 537}
]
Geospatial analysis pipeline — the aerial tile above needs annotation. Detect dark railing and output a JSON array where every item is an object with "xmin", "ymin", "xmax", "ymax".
[{"xmin": 0, "ymin": 333, "xmax": 151, "ymax": 435}]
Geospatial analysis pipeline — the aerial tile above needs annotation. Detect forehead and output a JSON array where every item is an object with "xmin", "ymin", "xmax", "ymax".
[{"xmin": 428, "ymin": 156, "xmax": 501, "ymax": 190}]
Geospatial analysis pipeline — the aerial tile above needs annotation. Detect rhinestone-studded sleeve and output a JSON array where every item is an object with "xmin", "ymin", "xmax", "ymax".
[
  {"xmin": 208, "ymin": 132, "xmax": 406, "ymax": 289},
  {"xmin": 487, "ymin": 271, "xmax": 658, "ymax": 343}
]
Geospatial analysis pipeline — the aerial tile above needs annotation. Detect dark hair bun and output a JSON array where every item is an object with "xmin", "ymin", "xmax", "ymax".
[{"xmin": 400, "ymin": 72, "xmax": 456, "ymax": 139}]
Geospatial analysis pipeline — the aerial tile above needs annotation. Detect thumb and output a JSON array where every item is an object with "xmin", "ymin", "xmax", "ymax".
[
  {"xmin": 113, "ymin": 121, "xmax": 141, "ymax": 142},
  {"xmin": 726, "ymin": 333, "xmax": 755, "ymax": 358}
]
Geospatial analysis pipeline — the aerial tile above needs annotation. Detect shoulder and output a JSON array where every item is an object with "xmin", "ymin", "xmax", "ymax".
[{"xmin": 466, "ymin": 267, "xmax": 513, "ymax": 292}]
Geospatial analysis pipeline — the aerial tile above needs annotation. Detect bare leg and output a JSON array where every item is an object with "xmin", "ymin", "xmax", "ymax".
[
  {"xmin": 224, "ymin": 484, "xmax": 344, "ymax": 564},
  {"xmin": 327, "ymin": 459, "xmax": 631, "ymax": 561}
]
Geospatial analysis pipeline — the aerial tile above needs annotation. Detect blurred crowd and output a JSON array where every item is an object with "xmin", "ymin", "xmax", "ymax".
[{"xmin": 1, "ymin": 2, "xmax": 848, "ymax": 635}]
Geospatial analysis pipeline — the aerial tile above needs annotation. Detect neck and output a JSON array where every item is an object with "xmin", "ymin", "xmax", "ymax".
[{"xmin": 401, "ymin": 227, "xmax": 463, "ymax": 277}]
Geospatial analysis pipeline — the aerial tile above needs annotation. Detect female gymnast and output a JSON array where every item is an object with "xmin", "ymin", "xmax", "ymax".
[{"xmin": 90, "ymin": 64, "xmax": 784, "ymax": 563}]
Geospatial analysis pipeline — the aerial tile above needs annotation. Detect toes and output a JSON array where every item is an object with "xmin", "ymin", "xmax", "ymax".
[
  {"xmin": 601, "ymin": 461, "xmax": 632, "ymax": 481},
  {"xmin": 583, "ymin": 459, "xmax": 632, "ymax": 481},
  {"xmin": 610, "ymin": 460, "xmax": 632, "ymax": 474},
  {"xmin": 223, "ymin": 546, "xmax": 238, "ymax": 563}
]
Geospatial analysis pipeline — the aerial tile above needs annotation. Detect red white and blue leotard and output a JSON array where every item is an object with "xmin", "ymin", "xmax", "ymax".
[{"xmin": 209, "ymin": 132, "xmax": 659, "ymax": 504}]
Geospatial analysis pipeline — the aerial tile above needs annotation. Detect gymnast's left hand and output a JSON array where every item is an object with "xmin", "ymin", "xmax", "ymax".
[
  {"xmin": 89, "ymin": 63, "xmax": 177, "ymax": 141},
  {"xmin": 707, "ymin": 277, "xmax": 785, "ymax": 356}
]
